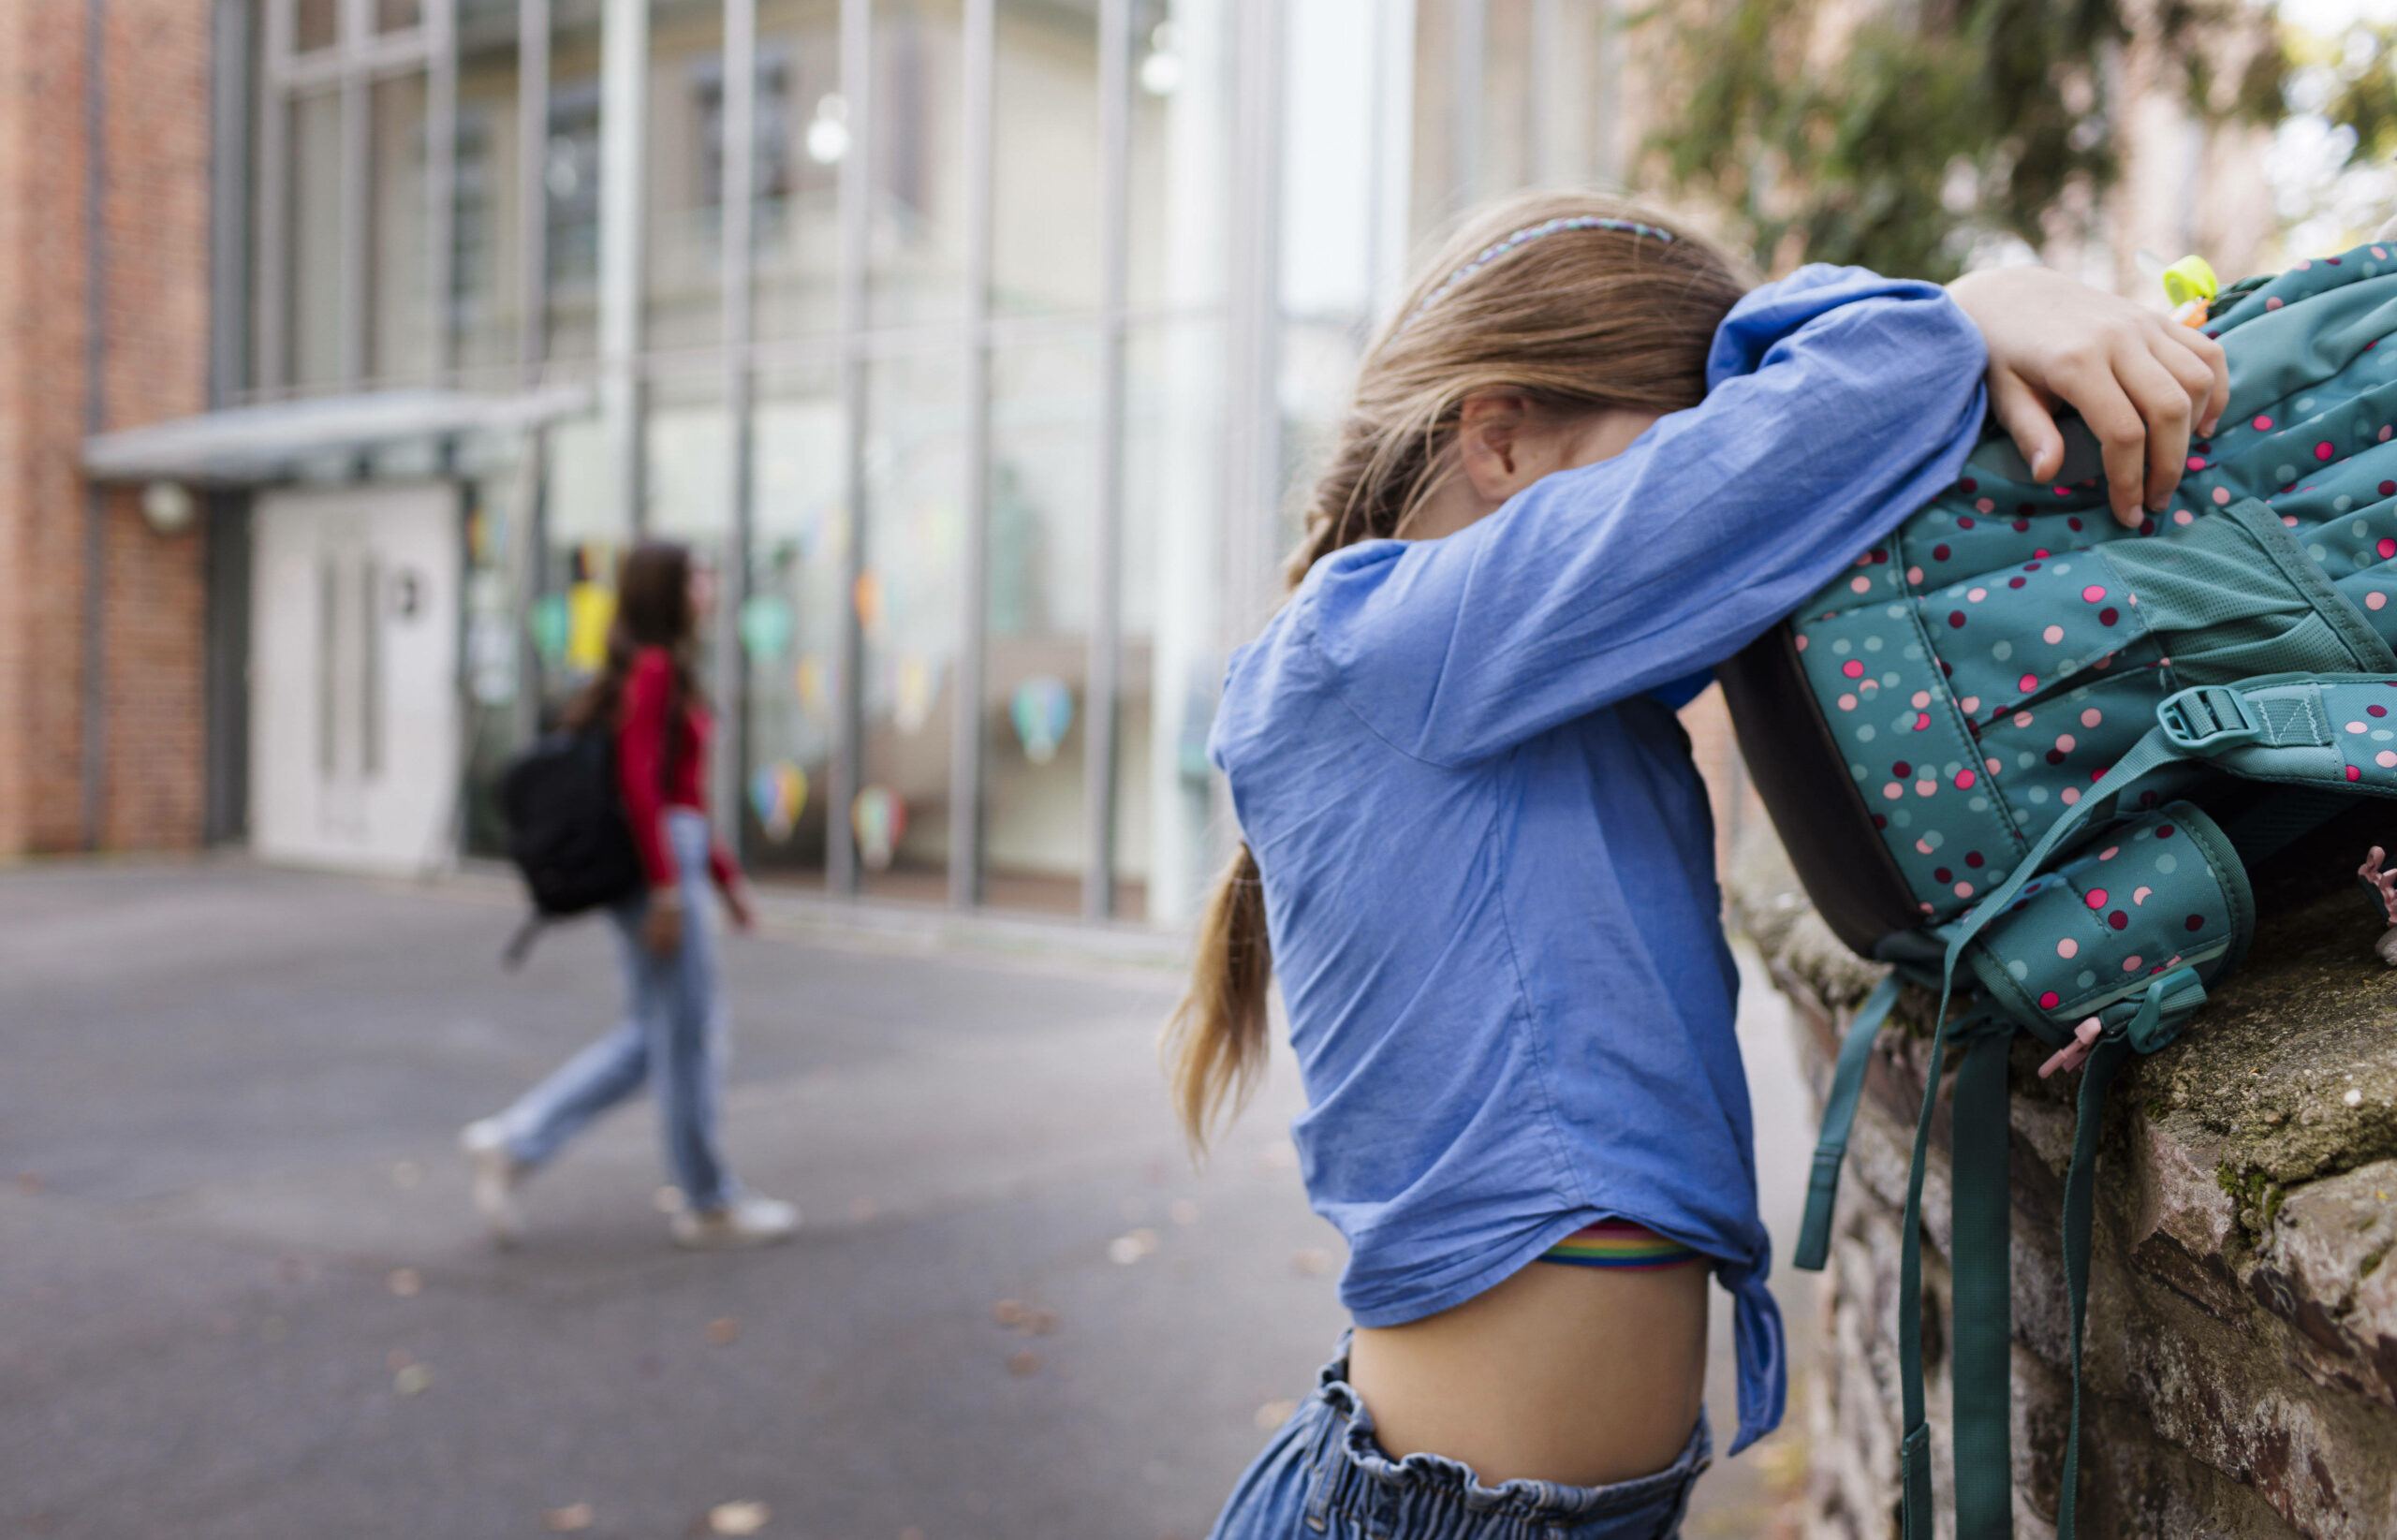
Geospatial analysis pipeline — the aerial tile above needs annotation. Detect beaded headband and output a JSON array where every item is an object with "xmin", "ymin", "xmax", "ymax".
[{"xmin": 1406, "ymin": 215, "xmax": 1675, "ymax": 325}]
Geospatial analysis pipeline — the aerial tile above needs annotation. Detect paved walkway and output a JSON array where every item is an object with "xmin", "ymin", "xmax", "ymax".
[{"xmin": 0, "ymin": 859, "xmax": 1814, "ymax": 1538}]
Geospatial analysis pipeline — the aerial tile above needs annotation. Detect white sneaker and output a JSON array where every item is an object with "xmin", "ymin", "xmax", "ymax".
[
  {"xmin": 458, "ymin": 1119, "xmax": 526, "ymax": 1247},
  {"xmin": 669, "ymin": 1194, "xmax": 799, "ymax": 1250}
]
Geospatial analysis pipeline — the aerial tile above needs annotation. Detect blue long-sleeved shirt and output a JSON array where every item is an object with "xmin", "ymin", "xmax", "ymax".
[{"xmin": 1209, "ymin": 265, "xmax": 1990, "ymax": 1454}]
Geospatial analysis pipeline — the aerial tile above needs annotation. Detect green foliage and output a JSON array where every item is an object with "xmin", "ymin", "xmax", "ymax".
[
  {"xmin": 2320, "ymin": 26, "xmax": 2397, "ymax": 169},
  {"xmin": 1644, "ymin": 0, "xmax": 2287, "ymax": 281}
]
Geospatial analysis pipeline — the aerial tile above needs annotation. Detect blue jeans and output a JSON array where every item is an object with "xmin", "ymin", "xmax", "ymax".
[
  {"xmin": 1210, "ymin": 1342, "xmax": 1710, "ymax": 1540},
  {"xmin": 496, "ymin": 809, "xmax": 733, "ymax": 1210}
]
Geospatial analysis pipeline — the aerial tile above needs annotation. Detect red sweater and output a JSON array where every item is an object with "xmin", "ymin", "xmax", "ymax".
[{"xmin": 617, "ymin": 647, "xmax": 738, "ymax": 891}]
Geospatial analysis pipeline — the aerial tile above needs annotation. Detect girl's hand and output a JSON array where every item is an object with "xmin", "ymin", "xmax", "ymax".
[
  {"xmin": 641, "ymin": 896, "xmax": 684, "ymax": 958},
  {"xmin": 1946, "ymin": 266, "xmax": 2230, "ymax": 529},
  {"xmin": 723, "ymin": 882, "xmax": 756, "ymax": 933}
]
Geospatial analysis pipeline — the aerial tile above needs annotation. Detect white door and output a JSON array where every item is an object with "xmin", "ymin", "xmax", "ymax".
[{"xmin": 251, "ymin": 484, "xmax": 462, "ymax": 873}]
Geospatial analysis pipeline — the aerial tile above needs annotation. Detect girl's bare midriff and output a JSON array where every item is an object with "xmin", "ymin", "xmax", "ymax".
[{"xmin": 1345, "ymin": 1255, "xmax": 1709, "ymax": 1488}]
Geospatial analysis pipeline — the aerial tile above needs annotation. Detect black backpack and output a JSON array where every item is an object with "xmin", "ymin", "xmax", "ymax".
[{"xmin": 496, "ymin": 728, "xmax": 644, "ymax": 964}]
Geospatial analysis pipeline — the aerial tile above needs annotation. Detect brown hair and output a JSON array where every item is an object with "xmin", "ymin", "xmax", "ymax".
[
  {"xmin": 564, "ymin": 542, "xmax": 709, "ymax": 787},
  {"xmin": 1162, "ymin": 191, "xmax": 1756, "ymax": 1153}
]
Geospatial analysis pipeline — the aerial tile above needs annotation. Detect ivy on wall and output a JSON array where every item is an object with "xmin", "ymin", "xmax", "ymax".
[{"xmin": 1641, "ymin": 0, "xmax": 2286, "ymax": 280}]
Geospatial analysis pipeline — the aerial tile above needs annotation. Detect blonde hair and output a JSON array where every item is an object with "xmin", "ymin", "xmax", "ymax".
[{"xmin": 1163, "ymin": 191, "xmax": 1756, "ymax": 1153}]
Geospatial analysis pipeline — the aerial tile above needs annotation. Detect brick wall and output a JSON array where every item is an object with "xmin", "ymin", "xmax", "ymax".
[{"xmin": 0, "ymin": 0, "xmax": 211, "ymax": 858}]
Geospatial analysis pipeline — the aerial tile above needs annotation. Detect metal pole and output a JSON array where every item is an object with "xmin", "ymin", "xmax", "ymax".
[
  {"xmin": 827, "ymin": 0, "xmax": 870, "ymax": 895},
  {"xmin": 517, "ymin": 0, "xmax": 551, "ymax": 376},
  {"xmin": 340, "ymin": 0, "xmax": 370, "ymax": 385},
  {"xmin": 1448, "ymin": 0, "xmax": 1483, "ymax": 214},
  {"xmin": 426, "ymin": 0, "xmax": 459, "ymax": 382},
  {"xmin": 719, "ymin": 0, "xmax": 758, "ymax": 865},
  {"xmin": 210, "ymin": 0, "xmax": 252, "ymax": 407},
  {"xmin": 81, "ymin": 0, "xmax": 109, "ymax": 851},
  {"xmin": 598, "ymin": 0, "xmax": 650, "ymax": 534},
  {"xmin": 1223, "ymin": 0, "xmax": 1283, "ymax": 649},
  {"xmin": 206, "ymin": 0, "xmax": 254, "ymax": 845},
  {"xmin": 949, "ymin": 0, "xmax": 994, "ymax": 908},
  {"xmin": 257, "ymin": 1, "xmax": 291, "ymax": 392},
  {"xmin": 1083, "ymin": 0, "xmax": 1129, "ymax": 921}
]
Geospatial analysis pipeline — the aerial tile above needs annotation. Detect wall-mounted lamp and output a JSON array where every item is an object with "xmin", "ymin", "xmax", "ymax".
[
  {"xmin": 1140, "ymin": 22, "xmax": 1183, "ymax": 96},
  {"xmin": 805, "ymin": 94, "xmax": 851, "ymax": 166},
  {"xmin": 140, "ymin": 479, "xmax": 196, "ymax": 536}
]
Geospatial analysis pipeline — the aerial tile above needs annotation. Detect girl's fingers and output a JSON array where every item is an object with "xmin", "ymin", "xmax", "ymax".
[
  {"xmin": 1985, "ymin": 369, "xmax": 2064, "ymax": 484},
  {"xmin": 2156, "ymin": 320, "xmax": 2231, "ymax": 437},
  {"xmin": 2111, "ymin": 341, "xmax": 2197, "ymax": 512},
  {"xmin": 2048, "ymin": 358, "xmax": 2151, "ymax": 527}
]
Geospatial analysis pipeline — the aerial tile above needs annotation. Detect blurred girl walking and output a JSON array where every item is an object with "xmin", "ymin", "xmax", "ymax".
[
  {"xmin": 1174, "ymin": 190, "xmax": 2228, "ymax": 1538},
  {"xmin": 463, "ymin": 541, "xmax": 797, "ymax": 1250}
]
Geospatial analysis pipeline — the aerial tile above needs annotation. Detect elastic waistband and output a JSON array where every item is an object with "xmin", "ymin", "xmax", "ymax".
[
  {"xmin": 1539, "ymin": 1219, "xmax": 1705, "ymax": 1270},
  {"xmin": 1300, "ymin": 1351, "xmax": 1711, "ymax": 1537}
]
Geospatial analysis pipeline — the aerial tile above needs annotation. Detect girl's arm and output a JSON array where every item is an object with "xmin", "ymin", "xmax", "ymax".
[
  {"xmin": 616, "ymin": 649, "xmax": 678, "ymax": 892},
  {"xmin": 1302, "ymin": 266, "xmax": 1988, "ymax": 769},
  {"xmin": 709, "ymin": 840, "xmax": 755, "ymax": 930}
]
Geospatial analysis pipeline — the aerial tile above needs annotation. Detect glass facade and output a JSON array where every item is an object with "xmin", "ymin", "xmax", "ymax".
[{"xmin": 238, "ymin": 0, "xmax": 1626, "ymax": 926}]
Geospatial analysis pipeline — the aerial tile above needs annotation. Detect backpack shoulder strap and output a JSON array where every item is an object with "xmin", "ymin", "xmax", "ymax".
[{"xmin": 1793, "ymin": 973, "xmax": 1904, "ymax": 1271}]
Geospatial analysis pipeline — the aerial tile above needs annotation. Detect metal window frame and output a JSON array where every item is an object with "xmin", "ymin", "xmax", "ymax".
[
  {"xmin": 517, "ymin": 0, "xmax": 553, "ymax": 375},
  {"xmin": 719, "ymin": 0, "xmax": 758, "ymax": 862},
  {"xmin": 255, "ymin": 0, "xmax": 447, "ymax": 400},
  {"xmin": 826, "ymin": 0, "xmax": 870, "ymax": 895},
  {"xmin": 597, "ymin": 0, "xmax": 650, "ymax": 533},
  {"xmin": 426, "ymin": 0, "xmax": 459, "ymax": 383},
  {"xmin": 257, "ymin": 1, "xmax": 293, "ymax": 391},
  {"xmin": 948, "ymin": 0, "xmax": 995, "ymax": 908},
  {"xmin": 1081, "ymin": 0, "xmax": 1130, "ymax": 920},
  {"xmin": 233, "ymin": 0, "xmax": 1304, "ymax": 925}
]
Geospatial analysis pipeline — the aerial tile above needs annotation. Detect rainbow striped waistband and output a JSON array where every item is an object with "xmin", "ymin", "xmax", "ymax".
[{"xmin": 1539, "ymin": 1220, "xmax": 1703, "ymax": 1270}]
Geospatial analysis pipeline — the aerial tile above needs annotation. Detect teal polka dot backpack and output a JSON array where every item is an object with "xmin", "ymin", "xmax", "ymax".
[{"xmin": 1719, "ymin": 244, "xmax": 2397, "ymax": 1540}]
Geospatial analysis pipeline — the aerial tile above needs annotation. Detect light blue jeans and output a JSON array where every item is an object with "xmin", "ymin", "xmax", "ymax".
[
  {"xmin": 496, "ymin": 809, "xmax": 733, "ymax": 1210},
  {"xmin": 1209, "ymin": 1340, "xmax": 1710, "ymax": 1540}
]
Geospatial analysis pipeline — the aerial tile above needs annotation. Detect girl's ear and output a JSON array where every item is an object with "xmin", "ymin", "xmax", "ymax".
[{"xmin": 1455, "ymin": 391, "xmax": 1535, "ymax": 503}]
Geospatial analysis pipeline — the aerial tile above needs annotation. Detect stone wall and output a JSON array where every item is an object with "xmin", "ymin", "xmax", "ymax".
[{"xmin": 1731, "ymin": 821, "xmax": 2397, "ymax": 1539}]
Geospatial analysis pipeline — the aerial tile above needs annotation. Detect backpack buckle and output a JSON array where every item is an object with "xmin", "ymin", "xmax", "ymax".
[{"xmin": 2157, "ymin": 685, "xmax": 2261, "ymax": 752}]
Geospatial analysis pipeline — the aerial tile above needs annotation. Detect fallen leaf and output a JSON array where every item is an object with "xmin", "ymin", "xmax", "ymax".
[
  {"xmin": 388, "ymin": 1348, "xmax": 415, "ymax": 1371},
  {"xmin": 654, "ymin": 1185, "xmax": 686, "ymax": 1214},
  {"xmin": 708, "ymin": 1500, "xmax": 770, "ymax": 1534},
  {"xmin": 387, "ymin": 1268, "xmax": 423, "ymax": 1298},
  {"xmin": 390, "ymin": 1160, "xmax": 420, "ymax": 1190},
  {"xmin": 1006, "ymin": 1349, "xmax": 1041, "ymax": 1377},
  {"xmin": 1021, "ymin": 1308, "xmax": 1058, "ymax": 1337},
  {"xmin": 393, "ymin": 1362, "xmax": 433, "ymax": 1396},
  {"xmin": 706, "ymin": 1317, "xmax": 741, "ymax": 1346},
  {"xmin": 849, "ymin": 1195, "xmax": 877, "ymax": 1222},
  {"xmin": 277, "ymin": 1255, "xmax": 307, "ymax": 1284},
  {"xmin": 1169, "ymin": 1199, "xmax": 1199, "ymax": 1226},
  {"xmin": 900, "ymin": 1530, "xmax": 927, "ymax": 1540},
  {"xmin": 1254, "ymin": 1399, "xmax": 1298, "ymax": 1429},
  {"xmin": 260, "ymin": 1315, "xmax": 289, "ymax": 1343},
  {"xmin": 543, "ymin": 1503, "xmax": 596, "ymax": 1533},
  {"xmin": 15, "ymin": 1172, "xmax": 42, "ymax": 1195},
  {"xmin": 1291, "ymin": 1249, "xmax": 1331, "ymax": 1277},
  {"xmin": 991, "ymin": 1299, "xmax": 1026, "ymax": 1327},
  {"xmin": 1107, "ymin": 1228, "xmax": 1161, "ymax": 1266}
]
